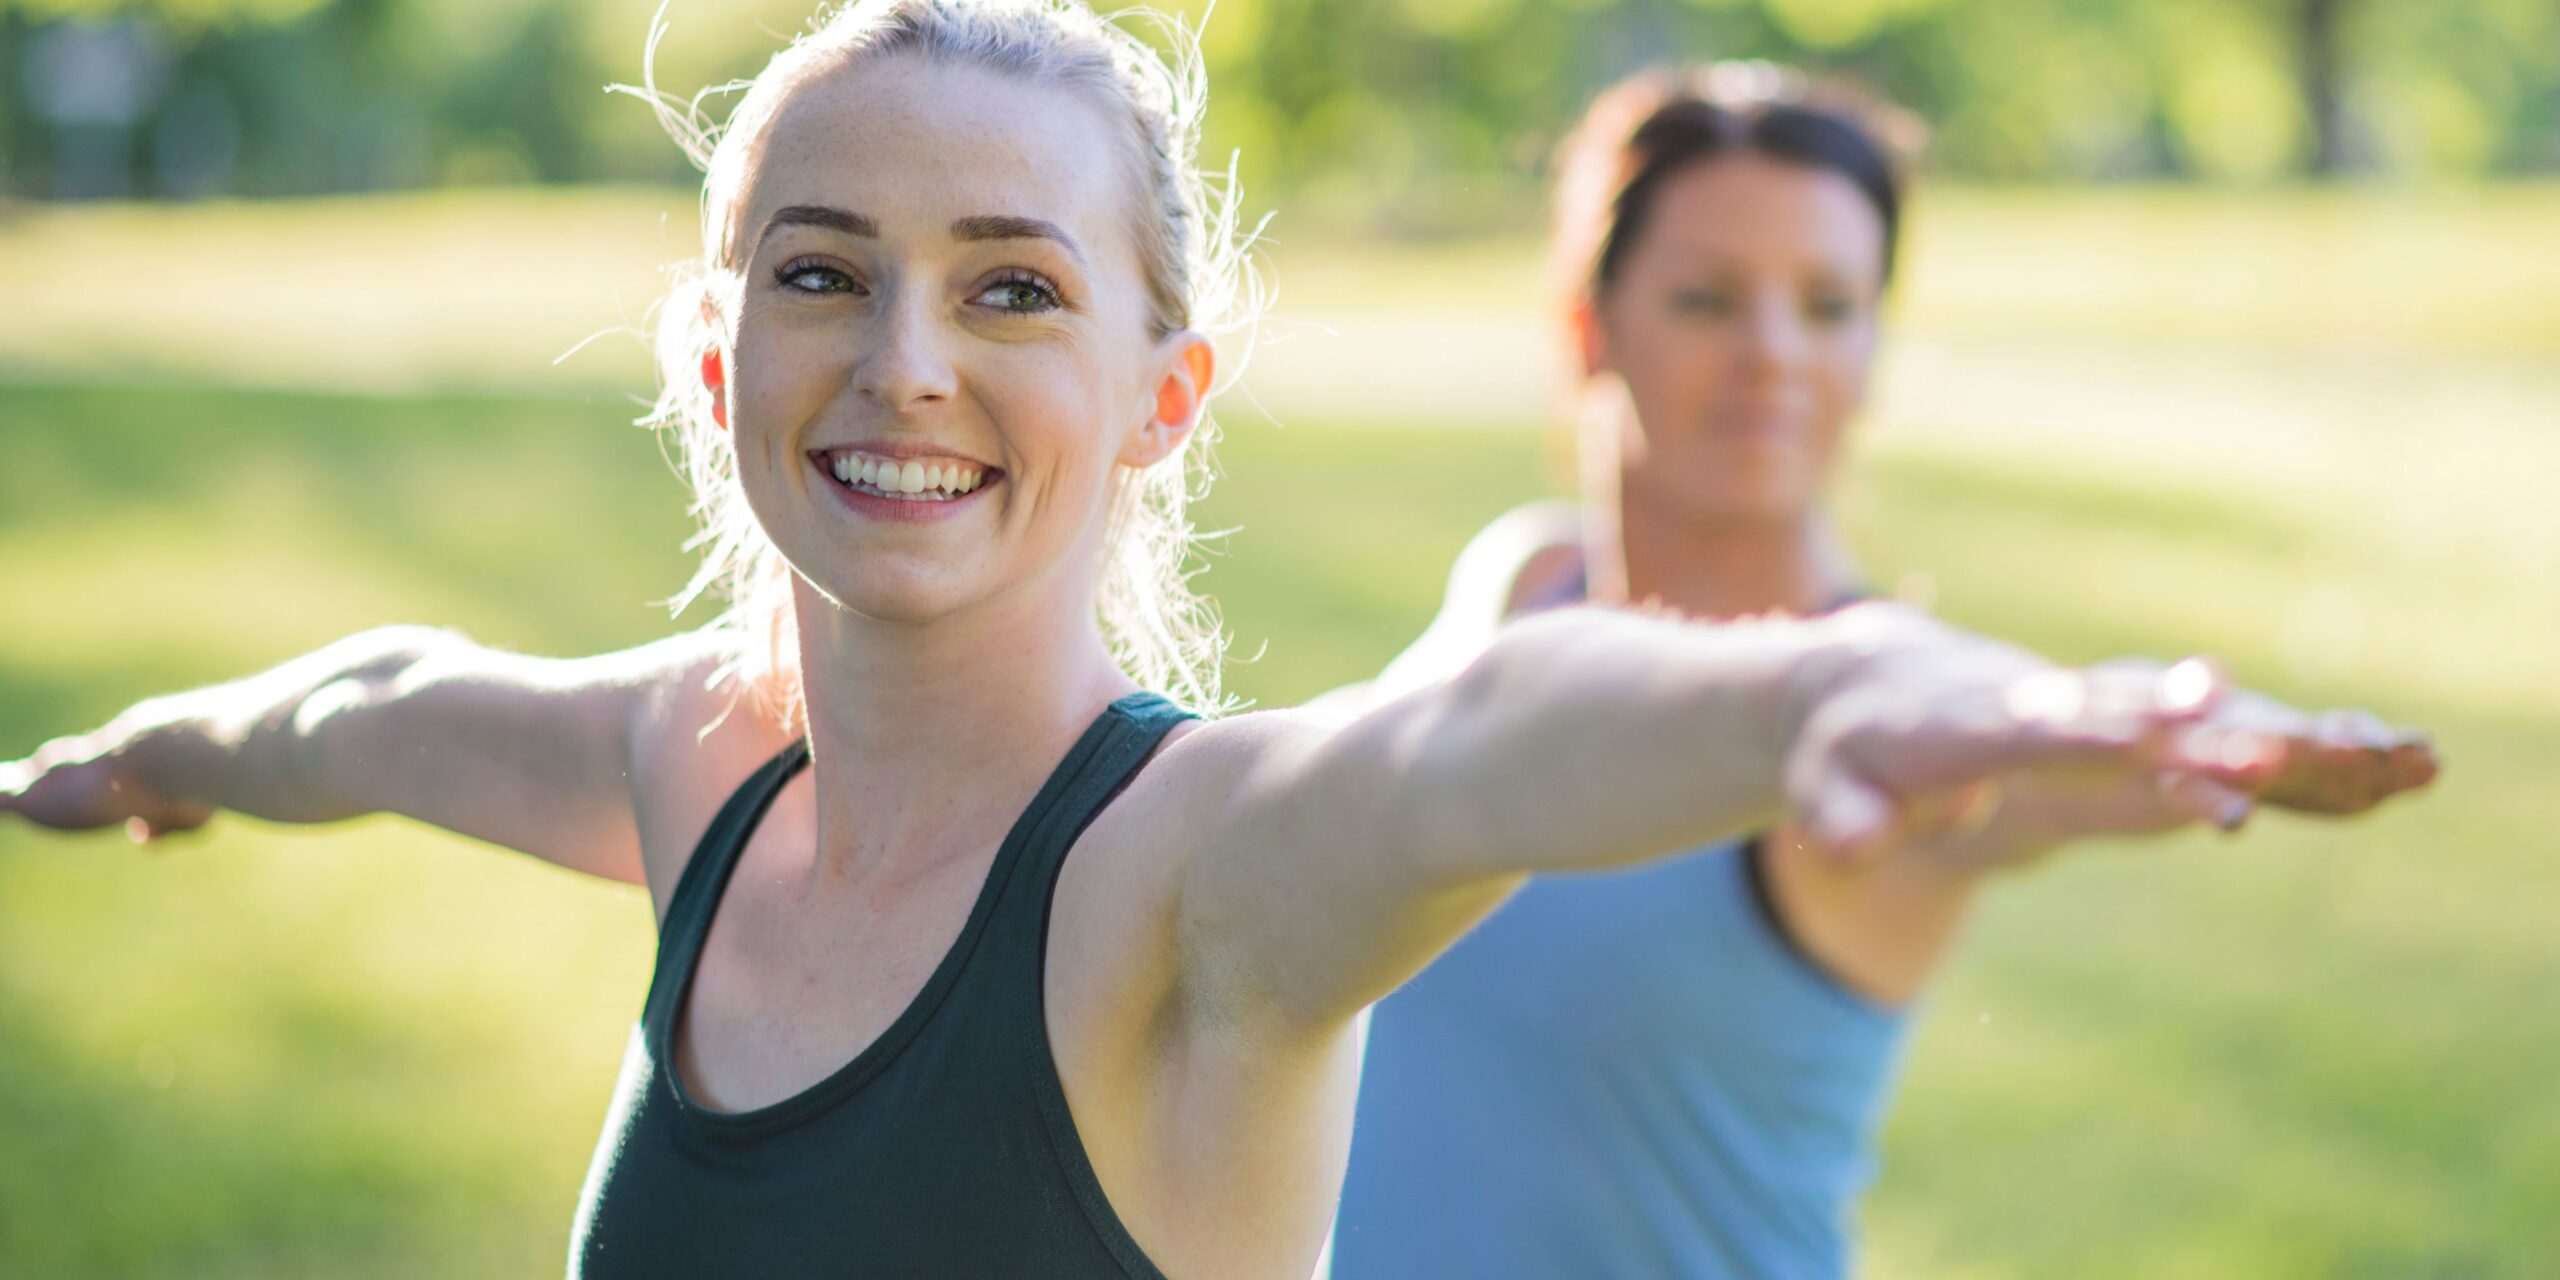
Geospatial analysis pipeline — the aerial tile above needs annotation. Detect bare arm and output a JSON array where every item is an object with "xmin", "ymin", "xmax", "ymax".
[
  {"xmin": 1172, "ymin": 603, "xmax": 2237, "ymax": 1038},
  {"xmin": 1333, "ymin": 510, "xmax": 2438, "ymax": 1008},
  {"xmin": 0, "ymin": 625, "xmax": 733, "ymax": 884}
]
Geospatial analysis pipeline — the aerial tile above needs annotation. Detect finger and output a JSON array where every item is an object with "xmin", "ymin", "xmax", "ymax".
[
  {"xmin": 2079, "ymin": 656, "xmax": 2224, "ymax": 725},
  {"xmin": 2388, "ymin": 739, "xmax": 2440, "ymax": 790},
  {"xmin": 1803, "ymin": 771, "xmax": 1899, "ymax": 866},
  {"xmin": 2258, "ymin": 736, "xmax": 2404, "ymax": 813},
  {"xmin": 1901, "ymin": 778, "xmax": 2004, "ymax": 845},
  {"xmin": 2169, "ymin": 722, "xmax": 2291, "ymax": 788},
  {"xmin": 1931, "ymin": 670, "xmax": 2144, "ymax": 761},
  {"xmin": 2155, "ymin": 771, "xmax": 2255, "ymax": 833},
  {"xmin": 2156, "ymin": 657, "xmax": 2225, "ymax": 718},
  {"xmin": 2341, "ymin": 710, "xmax": 2398, "ymax": 751},
  {"xmin": 1943, "ymin": 777, "xmax": 2004, "ymax": 841},
  {"xmin": 1999, "ymin": 663, "xmax": 2224, "ymax": 753}
]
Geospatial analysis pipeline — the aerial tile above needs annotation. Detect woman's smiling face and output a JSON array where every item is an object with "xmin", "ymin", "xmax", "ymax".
[
  {"xmin": 717, "ymin": 54, "xmax": 1191, "ymax": 629},
  {"xmin": 1585, "ymin": 152, "xmax": 1885, "ymax": 526}
]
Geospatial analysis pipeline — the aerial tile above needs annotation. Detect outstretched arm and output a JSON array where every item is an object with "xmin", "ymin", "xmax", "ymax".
[
  {"xmin": 1170, "ymin": 603, "xmax": 2284, "ymax": 1039},
  {"xmin": 1329, "ymin": 511, "xmax": 2438, "ymax": 1007},
  {"xmin": 0, "ymin": 625, "xmax": 731, "ymax": 885}
]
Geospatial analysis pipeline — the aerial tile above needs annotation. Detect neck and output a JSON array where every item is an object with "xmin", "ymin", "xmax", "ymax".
[
  {"xmin": 1584, "ymin": 480, "xmax": 1860, "ymax": 621},
  {"xmin": 787, "ymin": 571, "xmax": 1135, "ymax": 887}
]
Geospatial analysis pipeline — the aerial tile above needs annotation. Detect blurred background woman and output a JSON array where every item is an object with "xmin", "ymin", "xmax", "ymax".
[{"xmin": 1327, "ymin": 63, "xmax": 2427, "ymax": 1278}]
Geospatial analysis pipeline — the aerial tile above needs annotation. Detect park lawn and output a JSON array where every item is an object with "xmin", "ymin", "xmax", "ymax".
[{"xmin": 0, "ymin": 376, "xmax": 2550, "ymax": 1277}]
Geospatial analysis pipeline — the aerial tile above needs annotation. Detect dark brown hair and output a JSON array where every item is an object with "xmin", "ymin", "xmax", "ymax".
[{"xmin": 1550, "ymin": 62, "xmax": 1926, "ymax": 309}]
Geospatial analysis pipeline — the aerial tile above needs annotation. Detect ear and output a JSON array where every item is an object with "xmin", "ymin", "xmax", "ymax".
[
  {"xmin": 700, "ymin": 348, "xmax": 729, "ymax": 431},
  {"xmin": 1568, "ymin": 295, "xmax": 1609, "ymax": 381},
  {"xmin": 1119, "ymin": 332, "xmax": 1215, "ymax": 469}
]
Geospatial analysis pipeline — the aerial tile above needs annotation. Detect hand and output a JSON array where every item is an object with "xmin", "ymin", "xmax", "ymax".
[
  {"xmin": 1783, "ymin": 619, "xmax": 2439, "ymax": 870},
  {"xmin": 1780, "ymin": 607, "xmax": 2286, "ymax": 864},
  {"xmin": 2198, "ymin": 690, "xmax": 2437, "ymax": 815},
  {"xmin": 0, "ymin": 706, "xmax": 221, "ymax": 845},
  {"xmin": 1902, "ymin": 679, "xmax": 2437, "ymax": 874}
]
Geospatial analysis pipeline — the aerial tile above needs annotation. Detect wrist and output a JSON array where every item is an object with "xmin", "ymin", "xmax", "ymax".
[{"xmin": 1770, "ymin": 604, "xmax": 1909, "ymax": 758}]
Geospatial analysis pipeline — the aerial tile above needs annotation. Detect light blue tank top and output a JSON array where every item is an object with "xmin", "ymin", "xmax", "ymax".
[
  {"xmin": 1330, "ymin": 843, "xmax": 1910, "ymax": 1278},
  {"xmin": 1330, "ymin": 558, "xmax": 1911, "ymax": 1278}
]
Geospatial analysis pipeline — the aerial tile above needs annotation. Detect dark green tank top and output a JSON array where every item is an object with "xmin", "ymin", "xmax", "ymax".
[{"xmin": 568, "ymin": 693, "xmax": 1194, "ymax": 1278}]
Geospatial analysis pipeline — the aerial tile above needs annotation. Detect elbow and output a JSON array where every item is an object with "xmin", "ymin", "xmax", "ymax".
[
  {"xmin": 287, "ymin": 626, "xmax": 457, "ymax": 736},
  {"xmin": 342, "ymin": 624, "xmax": 466, "ymax": 678},
  {"xmin": 269, "ymin": 626, "xmax": 461, "ymax": 816}
]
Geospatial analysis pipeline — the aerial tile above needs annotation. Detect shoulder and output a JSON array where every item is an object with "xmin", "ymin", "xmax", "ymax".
[
  {"xmin": 623, "ymin": 629, "xmax": 801, "ymax": 914},
  {"xmin": 1075, "ymin": 709, "xmax": 1338, "ymax": 860},
  {"xmin": 1112, "ymin": 709, "xmax": 1323, "ymax": 814},
  {"xmin": 1454, "ymin": 500, "xmax": 1585, "ymax": 616},
  {"xmin": 1371, "ymin": 502, "xmax": 1586, "ymax": 700}
]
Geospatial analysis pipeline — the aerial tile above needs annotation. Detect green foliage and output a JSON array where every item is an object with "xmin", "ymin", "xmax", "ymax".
[
  {"xmin": 0, "ymin": 0, "xmax": 332, "ymax": 31},
  {"xmin": 2, "ymin": 0, "xmax": 2554, "ymax": 210}
]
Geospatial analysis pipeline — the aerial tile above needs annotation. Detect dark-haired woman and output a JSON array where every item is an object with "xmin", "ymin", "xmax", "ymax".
[{"xmin": 1325, "ymin": 64, "xmax": 2424, "ymax": 1278}]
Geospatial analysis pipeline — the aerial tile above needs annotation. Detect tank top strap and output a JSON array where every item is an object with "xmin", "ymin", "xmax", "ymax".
[
  {"xmin": 992, "ymin": 690, "xmax": 1194, "ymax": 921},
  {"xmin": 956, "ymin": 692, "xmax": 1193, "ymax": 1005},
  {"xmin": 642, "ymin": 737, "xmax": 811, "ymax": 1028}
]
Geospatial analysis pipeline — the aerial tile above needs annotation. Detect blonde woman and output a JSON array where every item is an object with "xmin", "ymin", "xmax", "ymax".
[{"xmin": 0, "ymin": 6, "xmax": 2430, "ymax": 1277}]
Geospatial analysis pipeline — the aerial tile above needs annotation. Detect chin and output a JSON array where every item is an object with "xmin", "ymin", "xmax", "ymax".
[
  {"xmin": 1639, "ymin": 465, "xmax": 1813, "ymax": 527},
  {"xmin": 1690, "ymin": 488, "xmax": 1806, "ymax": 526},
  {"xmin": 779, "ymin": 547, "xmax": 977, "ymax": 623}
]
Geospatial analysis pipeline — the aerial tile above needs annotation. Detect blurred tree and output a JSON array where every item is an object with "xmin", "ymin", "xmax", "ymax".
[
  {"xmin": 0, "ymin": 0, "xmax": 2550, "ymax": 207},
  {"xmin": 2296, "ymin": 0, "xmax": 2351, "ymax": 174}
]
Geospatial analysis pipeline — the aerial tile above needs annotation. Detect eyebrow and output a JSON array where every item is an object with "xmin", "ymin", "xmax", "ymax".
[
  {"xmin": 754, "ymin": 206, "xmax": 1086, "ymax": 268},
  {"xmin": 759, "ymin": 204, "xmax": 878, "ymax": 247},
  {"xmin": 952, "ymin": 214, "xmax": 1087, "ymax": 267}
]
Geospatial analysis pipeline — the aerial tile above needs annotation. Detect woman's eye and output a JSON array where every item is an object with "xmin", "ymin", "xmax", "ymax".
[
  {"xmin": 1807, "ymin": 295, "xmax": 1856, "ymax": 325},
  {"xmin": 974, "ymin": 273, "xmax": 1062, "ymax": 314},
  {"xmin": 775, "ymin": 261, "xmax": 860, "ymax": 295}
]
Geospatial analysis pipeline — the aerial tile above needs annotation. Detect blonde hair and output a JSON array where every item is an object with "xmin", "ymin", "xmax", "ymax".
[{"xmin": 624, "ymin": 0, "xmax": 1262, "ymax": 728}]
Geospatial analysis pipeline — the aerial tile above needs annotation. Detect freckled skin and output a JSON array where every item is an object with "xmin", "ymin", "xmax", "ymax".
[{"xmin": 722, "ymin": 56, "xmax": 1177, "ymax": 635}]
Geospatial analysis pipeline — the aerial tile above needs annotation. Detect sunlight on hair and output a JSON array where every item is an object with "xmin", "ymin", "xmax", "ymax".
[{"xmin": 609, "ymin": 0, "xmax": 1270, "ymax": 732}]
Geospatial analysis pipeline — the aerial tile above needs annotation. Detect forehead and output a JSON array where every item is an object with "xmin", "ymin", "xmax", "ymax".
[
  {"xmin": 740, "ymin": 54, "xmax": 1134, "ymax": 258},
  {"xmin": 1636, "ymin": 153, "xmax": 1885, "ymax": 279}
]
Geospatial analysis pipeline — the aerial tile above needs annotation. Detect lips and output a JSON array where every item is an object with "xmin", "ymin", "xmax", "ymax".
[{"xmin": 807, "ymin": 449, "xmax": 1000, "ymax": 521}]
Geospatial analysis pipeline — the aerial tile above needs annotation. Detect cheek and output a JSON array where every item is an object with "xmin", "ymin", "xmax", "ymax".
[
  {"xmin": 1809, "ymin": 330, "xmax": 1878, "ymax": 441},
  {"xmin": 730, "ymin": 320, "xmax": 844, "ymax": 432},
  {"xmin": 1617, "ymin": 324, "xmax": 1733, "ymax": 433},
  {"xmin": 977, "ymin": 345, "xmax": 1127, "ymax": 508}
]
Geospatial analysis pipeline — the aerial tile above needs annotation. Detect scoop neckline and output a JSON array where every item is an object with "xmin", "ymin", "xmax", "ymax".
[{"xmin": 650, "ymin": 695, "xmax": 1152, "ymax": 1138}]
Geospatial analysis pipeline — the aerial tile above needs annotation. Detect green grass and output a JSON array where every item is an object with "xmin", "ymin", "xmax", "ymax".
[
  {"xmin": 3, "ymin": 380, "xmax": 2550, "ymax": 1277},
  {"xmin": 3, "ymin": 188, "xmax": 2555, "ymax": 1276}
]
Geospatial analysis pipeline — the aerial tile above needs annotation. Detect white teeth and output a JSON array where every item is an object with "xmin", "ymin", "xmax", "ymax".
[{"xmin": 830, "ymin": 452, "xmax": 990, "ymax": 497}]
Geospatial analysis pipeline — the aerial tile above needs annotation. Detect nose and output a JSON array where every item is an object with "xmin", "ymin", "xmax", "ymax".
[
  {"xmin": 854, "ymin": 285, "xmax": 957, "ymax": 413},
  {"xmin": 1735, "ymin": 290, "xmax": 1810, "ymax": 384}
]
